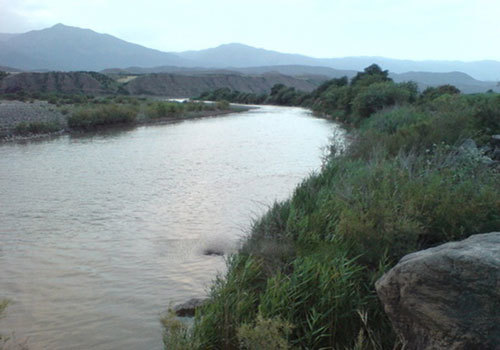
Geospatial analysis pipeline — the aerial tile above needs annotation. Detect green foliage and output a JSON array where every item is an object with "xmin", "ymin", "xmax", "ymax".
[
  {"xmin": 67, "ymin": 104, "xmax": 137, "ymax": 130},
  {"xmin": 351, "ymin": 82, "xmax": 417, "ymax": 121},
  {"xmin": 215, "ymin": 100, "xmax": 230, "ymax": 110},
  {"xmin": 312, "ymin": 77, "xmax": 349, "ymax": 98},
  {"xmin": 197, "ymin": 88, "xmax": 267, "ymax": 104},
  {"xmin": 146, "ymin": 100, "xmax": 229, "ymax": 120},
  {"xmin": 161, "ymin": 309, "xmax": 199, "ymax": 350},
  {"xmin": 14, "ymin": 120, "xmax": 62, "ymax": 135},
  {"xmin": 192, "ymin": 255, "xmax": 267, "ymax": 349},
  {"xmin": 0, "ymin": 300, "xmax": 9, "ymax": 342},
  {"xmin": 350, "ymin": 64, "xmax": 392, "ymax": 87},
  {"xmin": 419, "ymin": 84, "xmax": 461, "ymax": 103},
  {"xmin": 237, "ymin": 314, "xmax": 293, "ymax": 350},
  {"xmin": 167, "ymin": 86, "xmax": 500, "ymax": 349},
  {"xmin": 147, "ymin": 101, "xmax": 185, "ymax": 119}
]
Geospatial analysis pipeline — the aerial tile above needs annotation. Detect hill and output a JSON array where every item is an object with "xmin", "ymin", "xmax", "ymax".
[
  {"xmin": 0, "ymin": 71, "xmax": 119, "ymax": 94},
  {"xmin": 0, "ymin": 71, "xmax": 320, "ymax": 97},
  {"xmin": 0, "ymin": 24, "xmax": 189, "ymax": 71},
  {"xmin": 123, "ymin": 73, "xmax": 319, "ymax": 97}
]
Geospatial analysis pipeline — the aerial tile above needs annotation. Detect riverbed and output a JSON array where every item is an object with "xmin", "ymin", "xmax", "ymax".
[{"xmin": 0, "ymin": 105, "xmax": 343, "ymax": 349}]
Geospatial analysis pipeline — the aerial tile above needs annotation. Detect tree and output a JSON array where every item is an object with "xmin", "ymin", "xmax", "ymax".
[{"xmin": 350, "ymin": 64, "xmax": 392, "ymax": 87}]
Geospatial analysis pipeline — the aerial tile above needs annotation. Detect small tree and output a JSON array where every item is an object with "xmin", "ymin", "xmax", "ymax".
[{"xmin": 351, "ymin": 64, "xmax": 392, "ymax": 87}]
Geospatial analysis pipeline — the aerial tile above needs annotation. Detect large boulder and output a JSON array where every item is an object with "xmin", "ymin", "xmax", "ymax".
[{"xmin": 375, "ymin": 232, "xmax": 500, "ymax": 350}]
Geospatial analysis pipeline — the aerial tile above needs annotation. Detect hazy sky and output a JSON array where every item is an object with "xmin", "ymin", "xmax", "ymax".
[{"xmin": 1, "ymin": 0, "xmax": 499, "ymax": 61}]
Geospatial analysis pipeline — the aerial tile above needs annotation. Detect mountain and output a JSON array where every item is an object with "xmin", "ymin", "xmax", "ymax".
[
  {"xmin": 0, "ymin": 33, "xmax": 19, "ymax": 42},
  {"xmin": 177, "ymin": 43, "xmax": 322, "ymax": 67},
  {"xmin": 0, "ymin": 24, "xmax": 499, "ymax": 84},
  {"xmin": 317, "ymin": 57, "xmax": 500, "ymax": 82},
  {"xmin": 0, "ymin": 24, "xmax": 189, "ymax": 71},
  {"xmin": 390, "ymin": 71, "xmax": 499, "ymax": 93},
  {"xmin": 176, "ymin": 43, "xmax": 500, "ymax": 81}
]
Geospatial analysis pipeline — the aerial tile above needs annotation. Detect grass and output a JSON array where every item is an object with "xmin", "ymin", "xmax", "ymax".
[
  {"xmin": 0, "ymin": 299, "xmax": 9, "ymax": 343},
  {"xmin": 14, "ymin": 120, "xmax": 63, "ymax": 135},
  {"xmin": 162, "ymin": 90, "xmax": 500, "ymax": 349},
  {"xmin": 145, "ymin": 101, "xmax": 230, "ymax": 120},
  {"xmin": 67, "ymin": 104, "xmax": 137, "ymax": 131}
]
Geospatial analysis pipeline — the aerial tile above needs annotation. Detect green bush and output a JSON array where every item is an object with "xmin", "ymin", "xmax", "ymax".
[
  {"xmin": 67, "ymin": 104, "xmax": 137, "ymax": 130},
  {"xmin": 162, "ymin": 309, "xmax": 198, "ymax": 350},
  {"xmin": 351, "ymin": 82, "xmax": 417, "ymax": 121},
  {"xmin": 215, "ymin": 100, "xmax": 230, "ymax": 110},
  {"xmin": 237, "ymin": 314, "xmax": 293, "ymax": 350}
]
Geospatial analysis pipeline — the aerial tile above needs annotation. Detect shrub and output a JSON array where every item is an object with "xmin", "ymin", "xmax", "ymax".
[
  {"xmin": 147, "ymin": 102, "xmax": 185, "ymax": 119},
  {"xmin": 215, "ymin": 100, "xmax": 230, "ymax": 110},
  {"xmin": 237, "ymin": 314, "xmax": 293, "ymax": 350},
  {"xmin": 67, "ymin": 104, "xmax": 137, "ymax": 130},
  {"xmin": 351, "ymin": 82, "xmax": 417, "ymax": 121},
  {"xmin": 161, "ymin": 309, "xmax": 198, "ymax": 350}
]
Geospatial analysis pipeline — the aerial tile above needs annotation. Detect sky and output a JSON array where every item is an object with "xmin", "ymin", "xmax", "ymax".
[{"xmin": 0, "ymin": 0, "xmax": 499, "ymax": 61}]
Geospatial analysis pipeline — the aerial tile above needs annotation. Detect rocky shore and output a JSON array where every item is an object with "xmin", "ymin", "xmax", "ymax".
[
  {"xmin": 0, "ymin": 100, "xmax": 66, "ymax": 138},
  {"xmin": 0, "ymin": 99, "xmax": 250, "ymax": 142}
]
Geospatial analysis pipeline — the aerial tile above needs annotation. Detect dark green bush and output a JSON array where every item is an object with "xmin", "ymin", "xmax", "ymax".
[
  {"xmin": 67, "ymin": 104, "xmax": 137, "ymax": 130},
  {"xmin": 351, "ymin": 82, "xmax": 417, "ymax": 121}
]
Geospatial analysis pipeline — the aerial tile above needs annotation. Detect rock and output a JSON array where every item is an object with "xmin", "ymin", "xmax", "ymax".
[
  {"xmin": 203, "ymin": 248, "xmax": 225, "ymax": 256},
  {"xmin": 173, "ymin": 298, "xmax": 207, "ymax": 317},
  {"xmin": 492, "ymin": 150, "xmax": 500, "ymax": 162},
  {"xmin": 375, "ymin": 232, "xmax": 500, "ymax": 350},
  {"xmin": 460, "ymin": 138, "xmax": 477, "ymax": 152},
  {"xmin": 491, "ymin": 135, "xmax": 500, "ymax": 147}
]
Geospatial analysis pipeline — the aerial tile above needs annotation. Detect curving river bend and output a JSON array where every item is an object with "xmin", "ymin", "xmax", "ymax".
[{"xmin": 0, "ymin": 105, "xmax": 343, "ymax": 350}]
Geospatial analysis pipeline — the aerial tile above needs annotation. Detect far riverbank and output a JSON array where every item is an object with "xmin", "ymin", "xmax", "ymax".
[{"xmin": 0, "ymin": 98, "xmax": 251, "ymax": 143}]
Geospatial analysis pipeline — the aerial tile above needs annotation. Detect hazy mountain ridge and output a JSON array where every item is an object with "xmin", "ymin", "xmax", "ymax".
[
  {"xmin": 0, "ymin": 24, "xmax": 499, "ymax": 93},
  {"xmin": 175, "ymin": 43, "xmax": 500, "ymax": 81},
  {"xmin": 0, "ymin": 24, "xmax": 189, "ymax": 71}
]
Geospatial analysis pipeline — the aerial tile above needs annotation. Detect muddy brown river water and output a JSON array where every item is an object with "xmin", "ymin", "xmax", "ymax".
[{"xmin": 0, "ymin": 105, "xmax": 343, "ymax": 349}]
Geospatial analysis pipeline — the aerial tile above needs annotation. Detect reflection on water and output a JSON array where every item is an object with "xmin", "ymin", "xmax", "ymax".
[{"xmin": 0, "ymin": 106, "xmax": 343, "ymax": 350}]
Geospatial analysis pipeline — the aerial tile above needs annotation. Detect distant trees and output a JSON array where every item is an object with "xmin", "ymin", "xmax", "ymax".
[
  {"xmin": 419, "ymin": 84, "xmax": 461, "ymax": 103},
  {"xmin": 350, "ymin": 64, "xmax": 392, "ymax": 87},
  {"xmin": 196, "ymin": 64, "xmax": 465, "ymax": 126}
]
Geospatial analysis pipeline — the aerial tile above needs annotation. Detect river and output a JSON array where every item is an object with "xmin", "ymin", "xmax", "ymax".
[{"xmin": 0, "ymin": 105, "xmax": 343, "ymax": 349}]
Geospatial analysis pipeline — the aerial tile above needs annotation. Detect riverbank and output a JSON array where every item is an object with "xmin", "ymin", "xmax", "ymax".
[
  {"xmin": 0, "ymin": 98, "xmax": 251, "ymax": 142},
  {"xmin": 164, "ymin": 71, "xmax": 500, "ymax": 349}
]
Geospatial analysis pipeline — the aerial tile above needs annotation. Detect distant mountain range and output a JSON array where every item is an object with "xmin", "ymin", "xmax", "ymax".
[{"xmin": 0, "ymin": 24, "xmax": 499, "ymax": 93}]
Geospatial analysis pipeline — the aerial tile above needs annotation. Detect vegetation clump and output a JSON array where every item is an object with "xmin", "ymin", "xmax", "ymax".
[
  {"xmin": 14, "ymin": 120, "xmax": 63, "ymax": 135},
  {"xmin": 166, "ymin": 65, "xmax": 500, "ymax": 349},
  {"xmin": 67, "ymin": 104, "xmax": 137, "ymax": 131}
]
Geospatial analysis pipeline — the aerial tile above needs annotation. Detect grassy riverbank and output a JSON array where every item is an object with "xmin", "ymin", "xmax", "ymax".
[
  {"xmin": 0, "ymin": 95, "xmax": 244, "ymax": 140},
  {"xmin": 166, "ymin": 67, "xmax": 500, "ymax": 349}
]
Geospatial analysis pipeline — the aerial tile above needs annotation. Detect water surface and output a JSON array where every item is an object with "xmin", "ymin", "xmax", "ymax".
[{"xmin": 0, "ymin": 106, "xmax": 343, "ymax": 349}]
